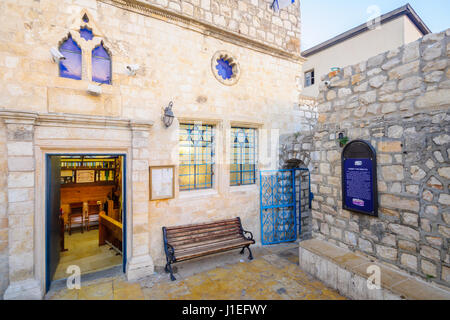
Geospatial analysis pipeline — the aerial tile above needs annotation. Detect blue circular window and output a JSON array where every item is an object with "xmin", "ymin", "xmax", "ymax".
[
  {"xmin": 211, "ymin": 51, "xmax": 240, "ymax": 85},
  {"xmin": 216, "ymin": 58, "xmax": 233, "ymax": 80}
]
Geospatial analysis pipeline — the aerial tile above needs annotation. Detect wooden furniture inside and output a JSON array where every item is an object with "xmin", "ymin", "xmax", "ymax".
[
  {"xmin": 59, "ymin": 209, "xmax": 68, "ymax": 252},
  {"xmin": 68, "ymin": 202, "xmax": 84, "ymax": 235},
  {"xmin": 105, "ymin": 199, "xmax": 121, "ymax": 222},
  {"xmin": 99, "ymin": 212, "xmax": 122, "ymax": 255},
  {"xmin": 60, "ymin": 157, "xmax": 119, "ymax": 186},
  {"xmin": 162, "ymin": 217, "xmax": 255, "ymax": 281},
  {"xmin": 86, "ymin": 200, "xmax": 100, "ymax": 231}
]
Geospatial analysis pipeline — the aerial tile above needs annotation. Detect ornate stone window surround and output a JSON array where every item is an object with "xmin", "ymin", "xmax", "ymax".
[
  {"xmin": 211, "ymin": 51, "xmax": 241, "ymax": 86},
  {"xmin": 57, "ymin": 10, "xmax": 113, "ymax": 86}
]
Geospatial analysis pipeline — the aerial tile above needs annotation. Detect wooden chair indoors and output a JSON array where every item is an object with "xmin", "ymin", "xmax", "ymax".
[
  {"xmin": 86, "ymin": 200, "xmax": 100, "ymax": 231},
  {"xmin": 68, "ymin": 202, "xmax": 84, "ymax": 235}
]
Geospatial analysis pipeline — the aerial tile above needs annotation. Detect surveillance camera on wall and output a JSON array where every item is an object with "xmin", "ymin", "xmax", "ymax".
[
  {"xmin": 50, "ymin": 47, "xmax": 66, "ymax": 63},
  {"xmin": 324, "ymin": 80, "xmax": 331, "ymax": 88},
  {"xmin": 126, "ymin": 64, "xmax": 140, "ymax": 76}
]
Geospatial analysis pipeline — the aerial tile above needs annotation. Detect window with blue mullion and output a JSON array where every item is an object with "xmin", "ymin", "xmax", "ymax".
[
  {"xmin": 179, "ymin": 124, "xmax": 214, "ymax": 191},
  {"xmin": 230, "ymin": 128, "xmax": 256, "ymax": 186}
]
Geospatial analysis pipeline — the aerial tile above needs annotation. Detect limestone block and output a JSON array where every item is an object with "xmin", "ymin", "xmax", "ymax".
[
  {"xmin": 388, "ymin": 224, "xmax": 419, "ymax": 241},
  {"xmin": 437, "ymin": 167, "xmax": 450, "ymax": 180},
  {"xmin": 422, "ymin": 59, "xmax": 447, "ymax": 72},
  {"xmin": 410, "ymin": 166, "xmax": 426, "ymax": 180},
  {"xmin": 378, "ymin": 141, "xmax": 402, "ymax": 153},
  {"xmin": 438, "ymin": 194, "xmax": 450, "ymax": 206},
  {"xmin": 376, "ymin": 245, "xmax": 397, "ymax": 261},
  {"xmin": 422, "ymin": 43, "xmax": 442, "ymax": 61},
  {"xmin": 7, "ymin": 157, "xmax": 34, "ymax": 172},
  {"xmin": 6, "ymin": 142, "xmax": 33, "ymax": 156},
  {"xmin": 382, "ymin": 165, "xmax": 404, "ymax": 181},
  {"xmin": 388, "ymin": 60, "xmax": 420, "ymax": 80},
  {"xmin": 416, "ymin": 89, "xmax": 450, "ymax": 109},
  {"xmin": 369, "ymin": 75, "xmax": 387, "ymax": 89},
  {"xmin": 398, "ymin": 76, "xmax": 422, "ymax": 91},
  {"xmin": 398, "ymin": 240, "xmax": 417, "ymax": 252},
  {"xmin": 367, "ymin": 53, "xmax": 386, "ymax": 68},
  {"xmin": 400, "ymin": 253, "xmax": 418, "ymax": 271},
  {"xmin": 402, "ymin": 41, "xmax": 420, "ymax": 63},
  {"xmin": 7, "ymin": 172, "xmax": 34, "ymax": 188}
]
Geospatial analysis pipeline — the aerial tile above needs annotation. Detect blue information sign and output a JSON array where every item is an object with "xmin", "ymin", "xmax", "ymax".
[{"xmin": 342, "ymin": 140, "xmax": 378, "ymax": 216}]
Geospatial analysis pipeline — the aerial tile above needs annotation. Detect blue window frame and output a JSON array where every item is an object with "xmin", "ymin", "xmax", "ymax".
[
  {"xmin": 92, "ymin": 43, "xmax": 111, "ymax": 84},
  {"xmin": 59, "ymin": 35, "xmax": 82, "ymax": 80},
  {"xmin": 230, "ymin": 127, "xmax": 256, "ymax": 186},
  {"xmin": 179, "ymin": 124, "xmax": 214, "ymax": 191}
]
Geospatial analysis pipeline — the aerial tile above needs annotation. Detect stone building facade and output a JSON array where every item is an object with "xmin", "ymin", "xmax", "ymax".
[
  {"xmin": 309, "ymin": 29, "xmax": 450, "ymax": 288},
  {"xmin": 0, "ymin": 0, "xmax": 305, "ymax": 299}
]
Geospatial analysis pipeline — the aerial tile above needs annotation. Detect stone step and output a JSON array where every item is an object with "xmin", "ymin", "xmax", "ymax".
[{"xmin": 299, "ymin": 239, "xmax": 450, "ymax": 300}]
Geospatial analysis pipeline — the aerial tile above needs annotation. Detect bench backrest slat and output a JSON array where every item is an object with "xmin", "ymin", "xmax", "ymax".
[{"xmin": 164, "ymin": 218, "xmax": 244, "ymax": 248}]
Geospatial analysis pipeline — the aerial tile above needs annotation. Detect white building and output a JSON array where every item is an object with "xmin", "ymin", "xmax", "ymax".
[{"xmin": 301, "ymin": 4, "xmax": 431, "ymax": 98}]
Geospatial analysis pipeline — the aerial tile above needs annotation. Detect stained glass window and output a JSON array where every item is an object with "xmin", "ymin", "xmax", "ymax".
[
  {"xmin": 216, "ymin": 58, "xmax": 233, "ymax": 80},
  {"xmin": 80, "ymin": 27, "xmax": 94, "ymax": 41},
  {"xmin": 59, "ymin": 35, "xmax": 82, "ymax": 80},
  {"xmin": 230, "ymin": 128, "xmax": 256, "ymax": 186},
  {"xmin": 179, "ymin": 124, "xmax": 214, "ymax": 191},
  {"xmin": 92, "ymin": 43, "xmax": 111, "ymax": 84}
]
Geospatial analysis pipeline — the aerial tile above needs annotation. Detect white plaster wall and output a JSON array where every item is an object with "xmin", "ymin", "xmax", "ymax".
[{"xmin": 301, "ymin": 16, "xmax": 424, "ymax": 98}]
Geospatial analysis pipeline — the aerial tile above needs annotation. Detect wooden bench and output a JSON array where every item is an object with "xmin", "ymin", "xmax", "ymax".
[{"xmin": 162, "ymin": 217, "xmax": 255, "ymax": 281}]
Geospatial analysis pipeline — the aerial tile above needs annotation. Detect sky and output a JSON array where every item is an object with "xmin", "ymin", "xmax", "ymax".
[{"xmin": 300, "ymin": 0, "xmax": 450, "ymax": 50}]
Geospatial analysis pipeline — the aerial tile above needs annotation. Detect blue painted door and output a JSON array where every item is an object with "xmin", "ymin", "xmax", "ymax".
[
  {"xmin": 260, "ymin": 170, "xmax": 297, "ymax": 245},
  {"xmin": 46, "ymin": 155, "xmax": 61, "ymax": 292}
]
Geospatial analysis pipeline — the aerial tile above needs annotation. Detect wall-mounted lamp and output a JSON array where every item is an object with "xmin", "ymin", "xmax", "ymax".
[{"xmin": 162, "ymin": 101, "xmax": 175, "ymax": 128}]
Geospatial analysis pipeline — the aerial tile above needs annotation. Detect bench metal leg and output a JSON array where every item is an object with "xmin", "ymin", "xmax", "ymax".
[
  {"xmin": 239, "ymin": 247, "xmax": 245, "ymax": 254},
  {"xmin": 246, "ymin": 246, "xmax": 253, "ymax": 260},
  {"xmin": 165, "ymin": 262, "xmax": 176, "ymax": 281}
]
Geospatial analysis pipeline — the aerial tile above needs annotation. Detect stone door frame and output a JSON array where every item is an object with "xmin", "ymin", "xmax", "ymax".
[
  {"xmin": 1, "ymin": 110, "xmax": 154, "ymax": 299},
  {"xmin": 37, "ymin": 148, "xmax": 130, "ymax": 294}
]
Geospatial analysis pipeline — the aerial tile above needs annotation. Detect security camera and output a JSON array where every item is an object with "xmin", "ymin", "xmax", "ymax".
[
  {"xmin": 324, "ymin": 80, "xmax": 331, "ymax": 87},
  {"xmin": 50, "ymin": 47, "xmax": 66, "ymax": 63},
  {"xmin": 126, "ymin": 64, "xmax": 140, "ymax": 76}
]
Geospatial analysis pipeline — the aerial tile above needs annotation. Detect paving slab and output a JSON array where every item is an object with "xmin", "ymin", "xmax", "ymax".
[{"xmin": 47, "ymin": 242, "xmax": 345, "ymax": 300}]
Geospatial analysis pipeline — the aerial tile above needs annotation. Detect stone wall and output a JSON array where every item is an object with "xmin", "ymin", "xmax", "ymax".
[
  {"xmin": 130, "ymin": 0, "xmax": 302, "ymax": 54},
  {"xmin": 0, "ymin": 121, "xmax": 8, "ymax": 295},
  {"xmin": 310, "ymin": 29, "xmax": 450, "ymax": 288}
]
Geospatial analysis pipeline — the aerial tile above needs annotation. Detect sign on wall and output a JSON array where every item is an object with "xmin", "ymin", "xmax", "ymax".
[
  {"xmin": 341, "ymin": 140, "xmax": 378, "ymax": 217},
  {"xmin": 76, "ymin": 170, "xmax": 95, "ymax": 183},
  {"xmin": 149, "ymin": 165, "xmax": 175, "ymax": 200}
]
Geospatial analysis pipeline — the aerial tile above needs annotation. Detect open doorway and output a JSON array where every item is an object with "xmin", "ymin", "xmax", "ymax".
[{"xmin": 45, "ymin": 154, "xmax": 126, "ymax": 292}]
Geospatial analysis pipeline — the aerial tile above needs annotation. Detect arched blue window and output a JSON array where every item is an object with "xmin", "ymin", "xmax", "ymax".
[
  {"xmin": 59, "ymin": 35, "xmax": 82, "ymax": 80},
  {"xmin": 92, "ymin": 43, "xmax": 111, "ymax": 84}
]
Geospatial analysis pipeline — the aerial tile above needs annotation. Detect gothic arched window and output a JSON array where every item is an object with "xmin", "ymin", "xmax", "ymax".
[
  {"xmin": 92, "ymin": 43, "xmax": 111, "ymax": 84},
  {"xmin": 59, "ymin": 35, "xmax": 82, "ymax": 80}
]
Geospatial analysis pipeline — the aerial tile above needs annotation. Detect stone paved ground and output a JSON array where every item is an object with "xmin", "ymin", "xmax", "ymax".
[{"xmin": 46, "ymin": 242, "xmax": 345, "ymax": 300}]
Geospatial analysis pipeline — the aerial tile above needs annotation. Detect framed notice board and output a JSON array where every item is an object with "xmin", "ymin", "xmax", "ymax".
[
  {"xmin": 341, "ymin": 140, "xmax": 378, "ymax": 217},
  {"xmin": 149, "ymin": 165, "xmax": 175, "ymax": 200}
]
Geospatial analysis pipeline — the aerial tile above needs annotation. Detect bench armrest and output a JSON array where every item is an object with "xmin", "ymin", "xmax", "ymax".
[
  {"xmin": 162, "ymin": 227, "xmax": 176, "ymax": 263},
  {"xmin": 242, "ymin": 229, "xmax": 254, "ymax": 241}
]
